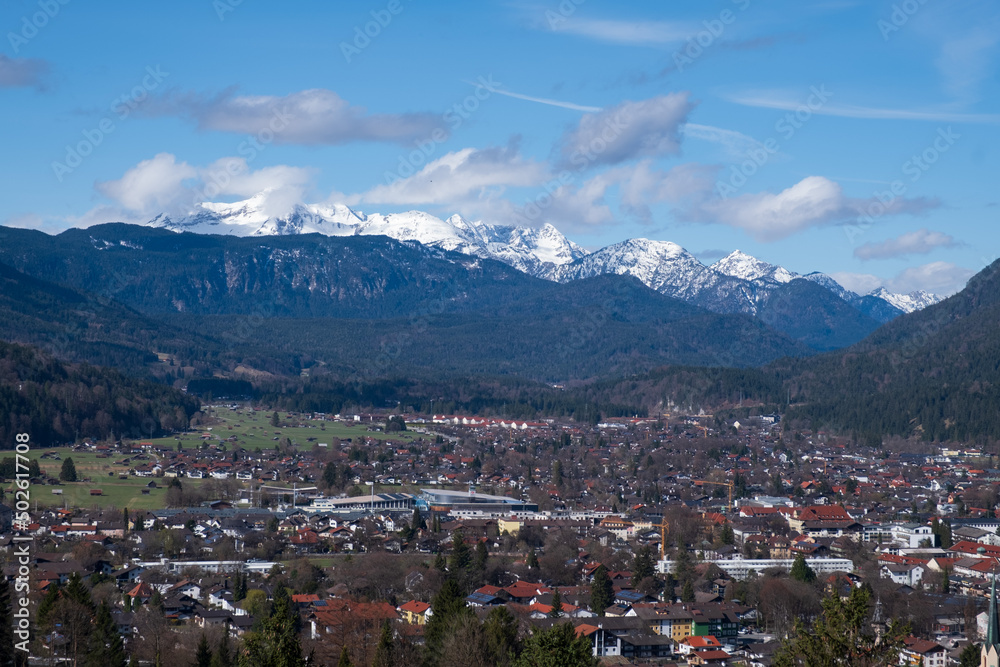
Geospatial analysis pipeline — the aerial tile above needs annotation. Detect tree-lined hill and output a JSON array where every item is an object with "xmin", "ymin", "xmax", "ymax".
[{"xmin": 0, "ymin": 340, "xmax": 200, "ymax": 449}]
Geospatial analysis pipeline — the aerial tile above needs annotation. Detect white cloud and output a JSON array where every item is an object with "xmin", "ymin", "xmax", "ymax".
[
  {"xmin": 356, "ymin": 144, "xmax": 548, "ymax": 208},
  {"xmin": 556, "ymin": 94, "xmax": 694, "ymax": 168},
  {"xmin": 145, "ymin": 88, "xmax": 446, "ymax": 146},
  {"xmin": 0, "ymin": 55, "xmax": 47, "ymax": 88},
  {"xmin": 829, "ymin": 271, "xmax": 883, "ymax": 295},
  {"xmin": 695, "ymin": 176, "xmax": 938, "ymax": 242},
  {"xmin": 853, "ymin": 228, "xmax": 958, "ymax": 260},
  {"xmin": 79, "ymin": 153, "xmax": 318, "ymax": 226},
  {"xmin": 96, "ymin": 153, "xmax": 196, "ymax": 213},
  {"xmin": 198, "ymin": 158, "xmax": 314, "ymax": 217},
  {"xmin": 887, "ymin": 261, "xmax": 975, "ymax": 295},
  {"xmin": 831, "ymin": 261, "xmax": 975, "ymax": 297},
  {"xmin": 617, "ymin": 161, "xmax": 718, "ymax": 220}
]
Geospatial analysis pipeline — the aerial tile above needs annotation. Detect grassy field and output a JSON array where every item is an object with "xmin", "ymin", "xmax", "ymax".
[
  {"xmin": 143, "ymin": 407, "xmax": 424, "ymax": 452},
  {"xmin": 10, "ymin": 448, "xmax": 211, "ymax": 510},
  {"xmin": 8, "ymin": 408, "xmax": 433, "ymax": 510}
]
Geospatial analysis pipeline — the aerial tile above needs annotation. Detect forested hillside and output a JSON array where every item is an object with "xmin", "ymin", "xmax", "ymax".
[{"xmin": 0, "ymin": 341, "xmax": 200, "ymax": 450}]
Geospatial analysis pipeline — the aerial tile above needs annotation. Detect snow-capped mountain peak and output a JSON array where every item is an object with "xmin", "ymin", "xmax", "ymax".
[
  {"xmin": 867, "ymin": 287, "xmax": 942, "ymax": 314},
  {"xmin": 711, "ymin": 250, "xmax": 796, "ymax": 284},
  {"xmin": 144, "ymin": 191, "xmax": 942, "ymax": 322},
  {"xmin": 146, "ymin": 194, "xmax": 585, "ymax": 274}
]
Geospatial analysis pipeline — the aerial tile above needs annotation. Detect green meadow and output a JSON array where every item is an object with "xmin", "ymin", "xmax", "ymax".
[{"xmin": 7, "ymin": 409, "xmax": 430, "ymax": 510}]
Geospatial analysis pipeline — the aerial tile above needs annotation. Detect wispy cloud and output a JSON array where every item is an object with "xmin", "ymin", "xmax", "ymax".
[
  {"xmin": 887, "ymin": 261, "xmax": 974, "ymax": 295},
  {"xmin": 477, "ymin": 86, "xmax": 600, "ymax": 112},
  {"xmin": 353, "ymin": 142, "xmax": 548, "ymax": 209},
  {"xmin": 140, "ymin": 87, "xmax": 447, "ymax": 145},
  {"xmin": 680, "ymin": 123, "xmax": 769, "ymax": 160},
  {"xmin": 831, "ymin": 261, "xmax": 974, "ymax": 297},
  {"xmin": 935, "ymin": 25, "xmax": 999, "ymax": 106},
  {"xmin": 725, "ymin": 91, "xmax": 1000, "ymax": 124},
  {"xmin": 555, "ymin": 94, "xmax": 694, "ymax": 169},
  {"xmin": 0, "ymin": 55, "xmax": 48, "ymax": 88},
  {"xmin": 548, "ymin": 18, "xmax": 695, "ymax": 46},
  {"xmin": 854, "ymin": 228, "xmax": 958, "ymax": 260}
]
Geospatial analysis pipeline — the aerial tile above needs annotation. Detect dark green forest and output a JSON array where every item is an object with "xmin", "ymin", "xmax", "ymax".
[{"xmin": 0, "ymin": 341, "xmax": 199, "ymax": 450}]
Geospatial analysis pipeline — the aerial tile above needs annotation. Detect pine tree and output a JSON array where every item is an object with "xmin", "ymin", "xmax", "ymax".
[
  {"xmin": 0, "ymin": 577, "xmax": 16, "ymax": 667},
  {"xmin": 38, "ymin": 583, "xmax": 60, "ymax": 627},
  {"xmin": 790, "ymin": 554, "xmax": 816, "ymax": 583},
  {"xmin": 423, "ymin": 578, "xmax": 471, "ymax": 667},
  {"xmin": 211, "ymin": 631, "xmax": 234, "ymax": 667},
  {"xmin": 322, "ymin": 462, "xmax": 338, "ymax": 489},
  {"xmin": 527, "ymin": 548, "xmax": 539, "ymax": 569},
  {"xmin": 150, "ymin": 588, "xmax": 163, "ymax": 614},
  {"xmin": 270, "ymin": 411, "xmax": 280, "ymax": 427},
  {"xmin": 194, "ymin": 633, "xmax": 214, "ymax": 667},
  {"xmin": 590, "ymin": 566, "xmax": 614, "ymax": 616},
  {"xmin": 473, "ymin": 540, "xmax": 488, "ymax": 585},
  {"xmin": 631, "ymin": 546, "xmax": 655, "ymax": 588},
  {"xmin": 65, "ymin": 572, "xmax": 93, "ymax": 609},
  {"xmin": 450, "ymin": 530, "xmax": 472, "ymax": 574},
  {"xmin": 549, "ymin": 588, "xmax": 563, "ymax": 618},
  {"xmin": 86, "ymin": 601, "xmax": 126, "ymax": 667},
  {"xmin": 484, "ymin": 606, "xmax": 520, "ymax": 663},
  {"xmin": 959, "ymin": 643, "xmax": 981, "ymax": 667},
  {"xmin": 372, "ymin": 621, "xmax": 396, "ymax": 667},
  {"xmin": 239, "ymin": 586, "xmax": 305, "ymax": 667},
  {"xmin": 514, "ymin": 623, "xmax": 598, "ymax": 667},
  {"xmin": 774, "ymin": 586, "xmax": 908, "ymax": 667},
  {"xmin": 60, "ymin": 457, "xmax": 78, "ymax": 482},
  {"xmin": 234, "ymin": 573, "xmax": 248, "ymax": 602},
  {"xmin": 335, "ymin": 646, "xmax": 352, "ymax": 667},
  {"xmin": 681, "ymin": 579, "xmax": 695, "ymax": 603}
]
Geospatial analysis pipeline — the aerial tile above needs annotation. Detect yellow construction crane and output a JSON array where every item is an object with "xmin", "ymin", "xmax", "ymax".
[
  {"xmin": 654, "ymin": 516, "xmax": 670, "ymax": 558},
  {"xmin": 695, "ymin": 480, "xmax": 735, "ymax": 513}
]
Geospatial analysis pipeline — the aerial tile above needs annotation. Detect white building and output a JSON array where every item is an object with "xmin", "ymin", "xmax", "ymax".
[{"xmin": 657, "ymin": 557, "xmax": 853, "ymax": 580}]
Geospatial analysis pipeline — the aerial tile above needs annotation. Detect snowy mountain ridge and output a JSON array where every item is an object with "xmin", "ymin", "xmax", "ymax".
[{"xmin": 145, "ymin": 194, "xmax": 940, "ymax": 317}]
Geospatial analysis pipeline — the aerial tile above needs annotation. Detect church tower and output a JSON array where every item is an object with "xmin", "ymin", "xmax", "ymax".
[{"xmin": 982, "ymin": 574, "xmax": 1000, "ymax": 667}]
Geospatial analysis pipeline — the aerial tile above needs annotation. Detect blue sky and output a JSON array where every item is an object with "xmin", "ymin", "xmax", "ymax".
[{"xmin": 1, "ymin": 0, "xmax": 997, "ymax": 295}]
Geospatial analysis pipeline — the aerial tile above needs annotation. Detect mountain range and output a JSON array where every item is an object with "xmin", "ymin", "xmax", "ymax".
[
  {"xmin": 0, "ymin": 224, "xmax": 812, "ymax": 381},
  {"xmin": 0, "ymin": 206, "xmax": 996, "ymax": 441},
  {"xmin": 148, "ymin": 193, "xmax": 941, "ymax": 321}
]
